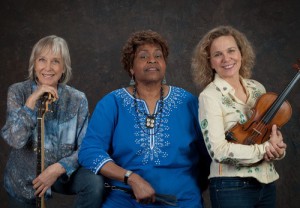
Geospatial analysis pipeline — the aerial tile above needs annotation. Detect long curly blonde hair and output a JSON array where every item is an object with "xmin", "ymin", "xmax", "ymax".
[{"xmin": 191, "ymin": 26, "xmax": 255, "ymax": 89}]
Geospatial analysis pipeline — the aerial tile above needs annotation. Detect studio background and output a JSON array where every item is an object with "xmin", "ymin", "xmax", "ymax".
[{"xmin": 0, "ymin": 0, "xmax": 299, "ymax": 207}]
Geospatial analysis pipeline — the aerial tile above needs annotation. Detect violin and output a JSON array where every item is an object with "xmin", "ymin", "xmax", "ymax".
[
  {"xmin": 226, "ymin": 59, "xmax": 300, "ymax": 145},
  {"xmin": 36, "ymin": 93, "xmax": 53, "ymax": 208}
]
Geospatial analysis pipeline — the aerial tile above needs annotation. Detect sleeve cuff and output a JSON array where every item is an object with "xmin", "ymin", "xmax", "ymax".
[
  {"xmin": 58, "ymin": 161, "xmax": 74, "ymax": 177},
  {"xmin": 275, "ymin": 150, "xmax": 286, "ymax": 160},
  {"xmin": 23, "ymin": 105, "xmax": 37, "ymax": 117}
]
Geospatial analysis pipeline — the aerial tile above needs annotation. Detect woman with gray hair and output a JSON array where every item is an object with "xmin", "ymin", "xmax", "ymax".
[{"xmin": 1, "ymin": 35, "xmax": 103, "ymax": 208}]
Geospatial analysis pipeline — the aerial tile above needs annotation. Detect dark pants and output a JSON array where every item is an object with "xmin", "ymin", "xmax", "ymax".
[
  {"xmin": 209, "ymin": 177, "xmax": 276, "ymax": 208},
  {"xmin": 8, "ymin": 167, "xmax": 104, "ymax": 208}
]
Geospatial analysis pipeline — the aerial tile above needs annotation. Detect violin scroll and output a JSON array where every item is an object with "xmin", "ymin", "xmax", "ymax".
[
  {"xmin": 292, "ymin": 63, "xmax": 300, "ymax": 71},
  {"xmin": 292, "ymin": 58, "xmax": 300, "ymax": 71},
  {"xmin": 38, "ymin": 93, "xmax": 55, "ymax": 117}
]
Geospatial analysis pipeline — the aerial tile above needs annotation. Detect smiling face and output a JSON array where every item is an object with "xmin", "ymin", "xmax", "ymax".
[
  {"xmin": 130, "ymin": 43, "xmax": 166, "ymax": 84},
  {"xmin": 209, "ymin": 35, "xmax": 242, "ymax": 82},
  {"xmin": 34, "ymin": 48, "xmax": 64, "ymax": 88}
]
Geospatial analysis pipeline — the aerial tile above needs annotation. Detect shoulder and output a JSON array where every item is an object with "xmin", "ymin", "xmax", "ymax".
[
  {"xmin": 200, "ymin": 82, "xmax": 221, "ymax": 98},
  {"xmin": 7, "ymin": 80, "xmax": 34, "ymax": 99},
  {"xmin": 96, "ymin": 88, "xmax": 128, "ymax": 107},
  {"xmin": 100, "ymin": 88, "xmax": 126, "ymax": 101},
  {"xmin": 168, "ymin": 86, "xmax": 198, "ymax": 107},
  {"xmin": 58, "ymin": 85, "xmax": 89, "ymax": 114},
  {"xmin": 243, "ymin": 78, "xmax": 266, "ymax": 93},
  {"xmin": 61, "ymin": 85, "xmax": 87, "ymax": 101},
  {"xmin": 169, "ymin": 86, "xmax": 197, "ymax": 100},
  {"xmin": 8, "ymin": 80, "xmax": 32, "ymax": 92}
]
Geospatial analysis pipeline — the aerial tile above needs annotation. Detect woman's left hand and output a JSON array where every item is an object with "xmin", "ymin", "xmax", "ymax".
[
  {"xmin": 32, "ymin": 163, "xmax": 66, "ymax": 197},
  {"xmin": 264, "ymin": 125, "xmax": 287, "ymax": 161}
]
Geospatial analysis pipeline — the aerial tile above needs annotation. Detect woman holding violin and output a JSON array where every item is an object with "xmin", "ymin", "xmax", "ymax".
[{"xmin": 192, "ymin": 25, "xmax": 287, "ymax": 208}]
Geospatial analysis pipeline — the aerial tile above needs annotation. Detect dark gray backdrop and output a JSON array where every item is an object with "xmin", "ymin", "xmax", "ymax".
[{"xmin": 1, "ymin": 0, "xmax": 300, "ymax": 207}]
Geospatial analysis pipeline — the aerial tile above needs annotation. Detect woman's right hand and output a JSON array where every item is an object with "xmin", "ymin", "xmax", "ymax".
[
  {"xmin": 25, "ymin": 85, "xmax": 58, "ymax": 110},
  {"xmin": 127, "ymin": 173, "xmax": 156, "ymax": 204}
]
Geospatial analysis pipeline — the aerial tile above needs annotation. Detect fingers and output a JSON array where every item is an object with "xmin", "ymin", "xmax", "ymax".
[
  {"xmin": 269, "ymin": 125, "xmax": 286, "ymax": 156},
  {"xmin": 264, "ymin": 140, "xmax": 287, "ymax": 162},
  {"xmin": 277, "ymin": 141, "xmax": 287, "ymax": 149},
  {"xmin": 269, "ymin": 125, "xmax": 283, "ymax": 145},
  {"xmin": 32, "ymin": 166, "xmax": 60, "ymax": 197},
  {"xmin": 275, "ymin": 127, "xmax": 282, "ymax": 138},
  {"xmin": 130, "ymin": 174, "xmax": 156, "ymax": 204},
  {"xmin": 137, "ymin": 196, "xmax": 155, "ymax": 204},
  {"xmin": 26, "ymin": 85, "xmax": 59, "ymax": 110},
  {"xmin": 36, "ymin": 85, "xmax": 59, "ymax": 100},
  {"xmin": 264, "ymin": 151, "xmax": 271, "ymax": 162},
  {"xmin": 33, "ymin": 179, "xmax": 48, "ymax": 197},
  {"xmin": 271, "ymin": 124, "xmax": 281, "ymax": 139},
  {"xmin": 32, "ymin": 179, "xmax": 41, "ymax": 189},
  {"xmin": 265, "ymin": 145, "xmax": 277, "ymax": 160},
  {"xmin": 138, "ymin": 196, "xmax": 155, "ymax": 204},
  {"xmin": 34, "ymin": 184, "xmax": 47, "ymax": 197},
  {"xmin": 151, "ymin": 195, "xmax": 156, "ymax": 203},
  {"xmin": 271, "ymin": 124, "xmax": 277, "ymax": 137},
  {"xmin": 135, "ymin": 189, "xmax": 155, "ymax": 204}
]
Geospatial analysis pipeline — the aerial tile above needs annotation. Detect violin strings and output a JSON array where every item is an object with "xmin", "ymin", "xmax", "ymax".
[{"xmin": 247, "ymin": 120, "xmax": 267, "ymax": 144}]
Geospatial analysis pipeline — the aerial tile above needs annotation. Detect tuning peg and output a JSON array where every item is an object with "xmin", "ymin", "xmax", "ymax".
[{"xmin": 292, "ymin": 63, "xmax": 300, "ymax": 70}]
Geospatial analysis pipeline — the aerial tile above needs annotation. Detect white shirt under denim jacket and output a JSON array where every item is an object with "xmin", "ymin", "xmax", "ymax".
[{"xmin": 198, "ymin": 73, "xmax": 285, "ymax": 184}]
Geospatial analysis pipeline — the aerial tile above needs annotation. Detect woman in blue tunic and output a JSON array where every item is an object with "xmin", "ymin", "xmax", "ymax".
[{"xmin": 79, "ymin": 30, "xmax": 211, "ymax": 208}]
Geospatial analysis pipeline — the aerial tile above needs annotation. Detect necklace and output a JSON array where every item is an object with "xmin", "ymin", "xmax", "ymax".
[{"xmin": 133, "ymin": 85, "xmax": 164, "ymax": 129}]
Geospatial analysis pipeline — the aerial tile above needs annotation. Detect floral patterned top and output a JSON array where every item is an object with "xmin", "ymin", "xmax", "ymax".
[
  {"xmin": 79, "ymin": 86, "xmax": 211, "ymax": 208},
  {"xmin": 199, "ymin": 74, "xmax": 280, "ymax": 184},
  {"xmin": 1, "ymin": 80, "xmax": 89, "ymax": 203}
]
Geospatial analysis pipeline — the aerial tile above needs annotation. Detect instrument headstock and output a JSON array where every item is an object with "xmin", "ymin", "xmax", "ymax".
[
  {"xmin": 38, "ymin": 93, "xmax": 54, "ymax": 117},
  {"xmin": 292, "ymin": 58, "xmax": 300, "ymax": 71}
]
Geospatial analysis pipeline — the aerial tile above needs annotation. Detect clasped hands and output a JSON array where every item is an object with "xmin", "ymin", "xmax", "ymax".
[{"xmin": 264, "ymin": 124, "xmax": 287, "ymax": 161}]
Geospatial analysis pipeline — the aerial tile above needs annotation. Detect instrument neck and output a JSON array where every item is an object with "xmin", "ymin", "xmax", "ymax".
[{"xmin": 262, "ymin": 71, "xmax": 300, "ymax": 123}]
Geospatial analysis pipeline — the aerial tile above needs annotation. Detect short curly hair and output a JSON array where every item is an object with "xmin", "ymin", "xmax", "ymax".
[
  {"xmin": 121, "ymin": 30, "xmax": 169, "ymax": 77},
  {"xmin": 191, "ymin": 25, "xmax": 255, "ymax": 89}
]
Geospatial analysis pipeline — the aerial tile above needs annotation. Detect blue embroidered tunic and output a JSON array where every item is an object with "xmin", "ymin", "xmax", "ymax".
[
  {"xmin": 79, "ymin": 86, "xmax": 207, "ymax": 207},
  {"xmin": 1, "ymin": 80, "xmax": 89, "ymax": 203}
]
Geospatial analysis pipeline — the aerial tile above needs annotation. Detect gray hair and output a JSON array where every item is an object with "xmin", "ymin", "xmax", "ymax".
[{"xmin": 28, "ymin": 35, "xmax": 72, "ymax": 84}]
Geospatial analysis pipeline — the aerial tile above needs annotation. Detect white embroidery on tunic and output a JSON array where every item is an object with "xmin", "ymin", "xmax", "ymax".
[{"xmin": 116, "ymin": 87, "xmax": 186, "ymax": 165}]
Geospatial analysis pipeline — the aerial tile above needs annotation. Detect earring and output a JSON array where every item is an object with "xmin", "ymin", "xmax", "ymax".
[
  {"xmin": 162, "ymin": 76, "xmax": 167, "ymax": 85},
  {"xmin": 129, "ymin": 75, "xmax": 135, "ymax": 86}
]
